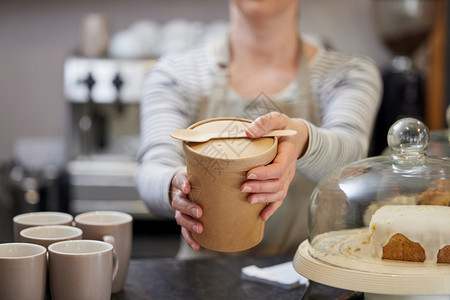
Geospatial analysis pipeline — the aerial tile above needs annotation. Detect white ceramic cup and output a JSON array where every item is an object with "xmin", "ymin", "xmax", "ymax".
[
  {"xmin": 48, "ymin": 240, "xmax": 118, "ymax": 300},
  {"xmin": 75, "ymin": 211, "xmax": 132, "ymax": 293},
  {"xmin": 20, "ymin": 225, "xmax": 82, "ymax": 249},
  {"xmin": 0, "ymin": 243, "xmax": 47, "ymax": 300},
  {"xmin": 79, "ymin": 13, "xmax": 110, "ymax": 57},
  {"xmin": 13, "ymin": 211, "xmax": 73, "ymax": 242}
]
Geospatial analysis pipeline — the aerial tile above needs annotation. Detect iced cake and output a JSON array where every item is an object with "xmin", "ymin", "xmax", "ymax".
[{"xmin": 369, "ymin": 205, "xmax": 450, "ymax": 263}]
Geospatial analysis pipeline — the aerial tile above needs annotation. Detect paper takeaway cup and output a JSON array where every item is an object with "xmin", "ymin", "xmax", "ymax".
[
  {"xmin": 182, "ymin": 118, "xmax": 278, "ymax": 252},
  {"xmin": 0, "ymin": 243, "xmax": 47, "ymax": 300},
  {"xmin": 13, "ymin": 211, "xmax": 73, "ymax": 242}
]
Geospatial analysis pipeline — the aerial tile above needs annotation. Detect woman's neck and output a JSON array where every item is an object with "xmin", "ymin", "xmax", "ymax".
[
  {"xmin": 229, "ymin": 5, "xmax": 300, "ymax": 68},
  {"xmin": 227, "ymin": 2, "xmax": 303, "ymax": 98}
]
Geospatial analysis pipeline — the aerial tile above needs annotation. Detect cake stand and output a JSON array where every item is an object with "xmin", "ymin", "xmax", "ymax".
[
  {"xmin": 295, "ymin": 118, "xmax": 450, "ymax": 299},
  {"xmin": 293, "ymin": 228, "xmax": 450, "ymax": 300}
]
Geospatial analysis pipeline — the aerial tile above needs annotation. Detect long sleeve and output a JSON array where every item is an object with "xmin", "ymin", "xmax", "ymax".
[
  {"xmin": 135, "ymin": 45, "xmax": 214, "ymax": 219},
  {"xmin": 297, "ymin": 53, "xmax": 382, "ymax": 182}
]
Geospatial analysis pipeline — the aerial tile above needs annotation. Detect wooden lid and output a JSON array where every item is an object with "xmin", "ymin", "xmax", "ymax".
[{"xmin": 185, "ymin": 118, "xmax": 277, "ymax": 161}]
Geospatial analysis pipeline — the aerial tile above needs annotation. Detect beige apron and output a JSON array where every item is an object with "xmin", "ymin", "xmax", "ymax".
[{"xmin": 176, "ymin": 35, "xmax": 321, "ymax": 259}]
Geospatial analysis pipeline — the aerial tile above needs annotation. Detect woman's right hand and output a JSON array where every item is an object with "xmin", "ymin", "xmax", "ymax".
[{"xmin": 170, "ymin": 167, "xmax": 203, "ymax": 250}]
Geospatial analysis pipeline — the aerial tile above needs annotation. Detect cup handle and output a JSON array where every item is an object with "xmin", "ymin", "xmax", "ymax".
[
  {"xmin": 103, "ymin": 235, "xmax": 115, "ymax": 248},
  {"xmin": 111, "ymin": 248, "xmax": 119, "ymax": 281},
  {"xmin": 103, "ymin": 235, "xmax": 119, "ymax": 281}
]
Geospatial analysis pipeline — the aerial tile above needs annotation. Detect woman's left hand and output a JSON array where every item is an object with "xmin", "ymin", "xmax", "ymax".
[{"xmin": 242, "ymin": 112, "xmax": 309, "ymax": 221}]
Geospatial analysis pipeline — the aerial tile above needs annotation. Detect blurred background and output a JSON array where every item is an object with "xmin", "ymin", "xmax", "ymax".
[{"xmin": 0, "ymin": 0, "xmax": 448, "ymax": 256}]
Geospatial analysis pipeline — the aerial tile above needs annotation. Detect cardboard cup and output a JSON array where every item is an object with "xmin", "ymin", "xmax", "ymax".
[
  {"xmin": 0, "ymin": 243, "xmax": 47, "ymax": 300},
  {"xmin": 20, "ymin": 225, "xmax": 82, "ymax": 249},
  {"xmin": 48, "ymin": 240, "xmax": 118, "ymax": 300},
  {"xmin": 182, "ymin": 118, "xmax": 277, "ymax": 252},
  {"xmin": 13, "ymin": 211, "xmax": 73, "ymax": 242},
  {"xmin": 74, "ymin": 211, "xmax": 132, "ymax": 293}
]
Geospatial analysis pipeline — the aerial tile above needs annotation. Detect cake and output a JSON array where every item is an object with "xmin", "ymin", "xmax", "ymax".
[
  {"xmin": 369, "ymin": 205, "xmax": 450, "ymax": 263},
  {"xmin": 416, "ymin": 179, "xmax": 450, "ymax": 206}
]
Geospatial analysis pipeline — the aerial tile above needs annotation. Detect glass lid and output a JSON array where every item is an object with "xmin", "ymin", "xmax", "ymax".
[{"xmin": 308, "ymin": 117, "xmax": 450, "ymax": 244}]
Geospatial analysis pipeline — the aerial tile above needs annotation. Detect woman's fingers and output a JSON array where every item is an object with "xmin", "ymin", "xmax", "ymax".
[
  {"xmin": 171, "ymin": 167, "xmax": 190, "ymax": 194},
  {"xmin": 247, "ymin": 159, "xmax": 291, "ymax": 181},
  {"xmin": 181, "ymin": 227, "xmax": 200, "ymax": 250},
  {"xmin": 170, "ymin": 167, "xmax": 203, "ymax": 250},
  {"xmin": 246, "ymin": 112, "xmax": 309, "ymax": 159},
  {"xmin": 241, "ymin": 178, "xmax": 283, "ymax": 194},
  {"xmin": 246, "ymin": 112, "xmax": 288, "ymax": 137},
  {"xmin": 260, "ymin": 200, "xmax": 284, "ymax": 221},
  {"xmin": 246, "ymin": 145, "xmax": 296, "ymax": 183},
  {"xmin": 171, "ymin": 191, "xmax": 202, "ymax": 219},
  {"xmin": 174, "ymin": 199, "xmax": 203, "ymax": 250},
  {"xmin": 247, "ymin": 188, "xmax": 288, "ymax": 205},
  {"xmin": 241, "ymin": 112, "xmax": 303, "ymax": 222},
  {"xmin": 174, "ymin": 209, "xmax": 203, "ymax": 234}
]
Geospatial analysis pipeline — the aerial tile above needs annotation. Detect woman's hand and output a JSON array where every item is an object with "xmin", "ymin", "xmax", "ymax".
[
  {"xmin": 170, "ymin": 167, "xmax": 203, "ymax": 250},
  {"xmin": 243, "ymin": 111, "xmax": 309, "ymax": 221}
]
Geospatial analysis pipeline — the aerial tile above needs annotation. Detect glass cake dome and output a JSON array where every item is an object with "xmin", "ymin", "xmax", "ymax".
[
  {"xmin": 308, "ymin": 117, "xmax": 449, "ymax": 242},
  {"xmin": 293, "ymin": 118, "xmax": 450, "ymax": 298}
]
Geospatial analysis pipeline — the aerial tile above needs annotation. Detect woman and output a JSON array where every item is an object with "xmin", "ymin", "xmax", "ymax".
[{"xmin": 136, "ymin": 0, "xmax": 382, "ymax": 258}]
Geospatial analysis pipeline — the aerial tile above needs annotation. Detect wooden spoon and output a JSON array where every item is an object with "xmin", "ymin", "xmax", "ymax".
[{"xmin": 171, "ymin": 128, "xmax": 297, "ymax": 142}]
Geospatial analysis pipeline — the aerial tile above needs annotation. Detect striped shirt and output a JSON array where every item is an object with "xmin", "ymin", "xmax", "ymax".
[{"xmin": 136, "ymin": 41, "xmax": 382, "ymax": 219}]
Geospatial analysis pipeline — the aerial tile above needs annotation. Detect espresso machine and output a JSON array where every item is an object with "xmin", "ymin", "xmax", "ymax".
[
  {"xmin": 369, "ymin": 0, "xmax": 437, "ymax": 156},
  {"xmin": 63, "ymin": 56, "xmax": 155, "ymax": 219}
]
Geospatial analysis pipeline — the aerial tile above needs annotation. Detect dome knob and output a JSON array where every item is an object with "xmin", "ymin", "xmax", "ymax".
[{"xmin": 387, "ymin": 118, "xmax": 430, "ymax": 155}]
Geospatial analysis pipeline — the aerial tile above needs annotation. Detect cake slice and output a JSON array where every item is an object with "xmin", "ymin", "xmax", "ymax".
[{"xmin": 369, "ymin": 205, "xmax": 450, "ymax": 263}]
